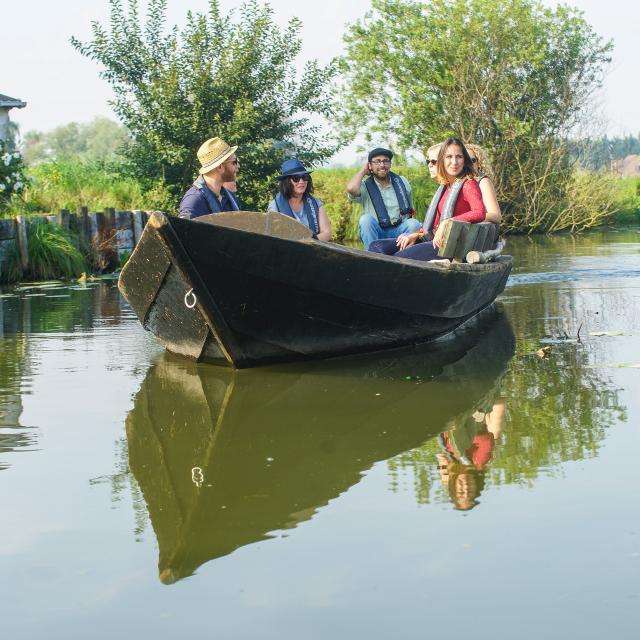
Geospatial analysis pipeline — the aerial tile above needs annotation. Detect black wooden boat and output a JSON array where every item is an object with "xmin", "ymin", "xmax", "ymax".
[
  {"xmin": 126, "ymin": 311, "xmax": 515, "ymax": 583},
  {"xmin": 118, "ymin": 211, "xmax": 512, "ymax": 367}
]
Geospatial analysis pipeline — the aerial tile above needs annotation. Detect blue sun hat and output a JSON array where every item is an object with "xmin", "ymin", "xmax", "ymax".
[{"xmin": 276, "ymin": 158, "xmax": 313, "ymax": 180}]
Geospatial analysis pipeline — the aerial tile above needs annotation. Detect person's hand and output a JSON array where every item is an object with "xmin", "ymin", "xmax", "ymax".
[
  {"xmin": 433, "ymin": 224, "xmax": 445, "ymax": 248},
  {"xmin": 361, "ymin": 160, "xmax": 370, "ymax": 175},
  {"xmin": 396, "ymin": 233, "xmax": 418, "ymax": 250}
]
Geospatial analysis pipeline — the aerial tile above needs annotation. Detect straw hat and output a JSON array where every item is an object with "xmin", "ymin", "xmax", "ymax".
[{"xmin": 197, "ymin": 137, "xmax": 238, "ymax": 174}]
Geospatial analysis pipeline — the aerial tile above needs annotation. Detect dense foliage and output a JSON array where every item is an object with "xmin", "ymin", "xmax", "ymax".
[
  {"xmin": 71, "ymin": 0, "xmax": 341, "ymax": 210},
  {"xmin": 340, "ymin": 0, "xmax": 613, "ymax": 232}
]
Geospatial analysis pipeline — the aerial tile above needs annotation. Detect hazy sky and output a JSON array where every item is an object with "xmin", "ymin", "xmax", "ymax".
[{"xmin": 2, "ymin": 0, "xmax": 638, "ymax": 151}]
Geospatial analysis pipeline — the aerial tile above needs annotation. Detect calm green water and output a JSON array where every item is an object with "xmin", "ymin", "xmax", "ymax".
[{"xmin": 1, "ymin": 231, "xmax": 639, "ymax": 639}]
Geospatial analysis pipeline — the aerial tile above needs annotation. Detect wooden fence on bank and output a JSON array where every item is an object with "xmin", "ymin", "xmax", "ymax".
[{"xmin": 0, "ymin": 207, "xmax": 154, "ymax": 278}]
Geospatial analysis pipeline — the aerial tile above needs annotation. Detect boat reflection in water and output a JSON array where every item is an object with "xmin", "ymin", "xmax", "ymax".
[{"xmin": 126, "ymin": 309, "xmax": 515, "ymax": 584}]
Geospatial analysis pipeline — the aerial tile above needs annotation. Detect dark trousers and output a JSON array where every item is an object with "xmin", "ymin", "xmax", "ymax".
[{"xmin": 369, "ymin": 238, "xmax": 440, "ymax": 261}]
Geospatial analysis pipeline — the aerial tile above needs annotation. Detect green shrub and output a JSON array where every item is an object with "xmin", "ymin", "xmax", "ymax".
[
  {"xmin": 22, "ymin": 222, "xmax": 87, "ymax": 280},
  {"xmin": 0, "ymin": 142, "xmax": 28, "ymax": 212},
  {"xmin": 612, "ymin": 176, "xmax": 640, "ymax": 225}
]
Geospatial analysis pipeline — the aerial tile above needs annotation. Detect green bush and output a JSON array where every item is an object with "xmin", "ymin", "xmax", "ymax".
[
  {"xmin": 22, "ymin": 222, "xmax": 87, "ymax": 280},
  {"xmin": 0, "ymin": 142, "xmax": 28, "ymax": 211},
  {"xmin": 612, "ymin": 176, "xmax": 640, "ymax": 225}
]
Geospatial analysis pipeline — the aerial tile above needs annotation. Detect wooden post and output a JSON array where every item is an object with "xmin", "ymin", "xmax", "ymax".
[
  {"xmin": 132, "ymin": 210, "xmax": 145, "ymax": 245},
  {"xmin": 114, "ymin": 210, "xmax": 134, "ymax": 259},
  {"xmin": 57, "ymin": 208, "xmax": 70, "ymax": 230},
  {"xmin": 15, "ymin": 215, "xmax": 29, "ymax": 272},
  {"xmin": 78, "ymin": 206, "xmax": 89, "ymax": 243}
]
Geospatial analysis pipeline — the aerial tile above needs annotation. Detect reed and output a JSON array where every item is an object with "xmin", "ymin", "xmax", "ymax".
[{"xmin": 22, "ymin": 222, "xmax": 87, "ymax": 280}]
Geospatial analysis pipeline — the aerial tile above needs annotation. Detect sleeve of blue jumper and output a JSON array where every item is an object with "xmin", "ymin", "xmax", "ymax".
[{"xmin": 178, "ymin": 187, "xmax": 210, "ymax": 219}]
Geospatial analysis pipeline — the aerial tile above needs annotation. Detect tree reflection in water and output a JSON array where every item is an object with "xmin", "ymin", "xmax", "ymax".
[{"xmin": 389, "ymin": 279, "xmax": 626, "ymax": 510}]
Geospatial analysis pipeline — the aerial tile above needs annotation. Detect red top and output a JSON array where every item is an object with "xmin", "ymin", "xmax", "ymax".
[{"xmin": 434, "ymin": 178, "xmax": 485, "ymax": 230}]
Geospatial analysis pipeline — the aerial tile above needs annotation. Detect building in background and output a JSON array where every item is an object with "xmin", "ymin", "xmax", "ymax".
[{"xmin": 0, "ymin": 94, "xmax": 27, "ymax": 147}]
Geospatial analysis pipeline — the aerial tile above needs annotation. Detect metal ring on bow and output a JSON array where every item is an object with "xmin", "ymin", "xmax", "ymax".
[{"xmin": 184, "ymin": 288, "xmax": 197, "ymax": 309}]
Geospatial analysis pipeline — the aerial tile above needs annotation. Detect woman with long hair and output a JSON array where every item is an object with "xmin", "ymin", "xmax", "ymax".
[
  {"xmin": 369, "ymin": 137, "xmax": 485, "ymax": 261},
  {"xmin": 466, "ymin": 143, "xmax": 502, "ymax": 225}
]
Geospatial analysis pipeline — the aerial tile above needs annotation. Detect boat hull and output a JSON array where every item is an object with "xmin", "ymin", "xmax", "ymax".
[{"xmin": 118, "ymin": 212, "xmax": 512, "ymax": 367}]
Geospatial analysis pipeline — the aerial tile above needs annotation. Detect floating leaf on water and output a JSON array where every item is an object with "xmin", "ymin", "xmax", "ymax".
[
  {"xmin": 589, "ymin": 331, "xmax": 624, "ymax": 337},
  {"xmin": 587, "ymin": 362, "xmax": 640, "ymax": 369}
]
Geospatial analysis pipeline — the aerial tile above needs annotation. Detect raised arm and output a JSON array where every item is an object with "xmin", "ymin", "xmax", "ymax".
[{"xmin": 346, "ymin": 160, "xmax": 370, "ymax": 197}]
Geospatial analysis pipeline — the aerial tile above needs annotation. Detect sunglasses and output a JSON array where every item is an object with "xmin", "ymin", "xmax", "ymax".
[
  {"xmin": 470, "ymin": 157, "xmax": 478, "ymax": 163},
  {"xmin": 426, "ymin": 159, "xmax": 437, "ymax": 166},
  {"xmin": 290, "ymin": 175, "xmax": 310, "ymax": 183},
  {"xmin": 226, "ymin": 158, "xmax": 240, "ymax": 166}
]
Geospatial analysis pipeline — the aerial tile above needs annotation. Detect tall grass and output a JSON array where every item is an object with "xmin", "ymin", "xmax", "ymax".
[
  {"xmin": 9, "ymin": 159, "xmax": 176, "ymax": 214},
  {"xmin": 22, "ymin": 222, "xmax": 87, "ymax": 280}
]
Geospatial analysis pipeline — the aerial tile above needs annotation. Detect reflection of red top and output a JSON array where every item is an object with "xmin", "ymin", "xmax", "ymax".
[
  {"xmin": 467, "ymin": 433, "xmax": 495, "ymax": 468},
  {"xmin": 443, "ymin": 431, "xmax": 495, "ymax": 469},
  {"xmin": 434, "ymin": 178, "xmax": 485, "ymax": 231}
]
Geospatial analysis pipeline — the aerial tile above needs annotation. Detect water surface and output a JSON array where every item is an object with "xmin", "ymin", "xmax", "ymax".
[{"xmin": 1, "ymin": 231, "xmax": 639, "ymax": 639}]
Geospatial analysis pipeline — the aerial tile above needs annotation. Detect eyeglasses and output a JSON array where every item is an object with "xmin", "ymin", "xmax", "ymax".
[
  {"xmin": 370, "ymin": 159, "xmax": 391, "ymax": 165},
  {"xmin": 290, "ymin": 175, "xmax": 310, "ymax": 183},
  {"xmin": 426, "ymin": 159, "xmax": 437, "ymax": 166},
  {"xmin": 226, "ymin": 158, "xmax": 239, "ymax": 166}
]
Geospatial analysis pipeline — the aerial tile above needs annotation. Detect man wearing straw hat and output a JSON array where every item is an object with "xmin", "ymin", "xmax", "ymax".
[{"xmin": 179, "ymin": 137, "xmax": 241, "ymax": 218}]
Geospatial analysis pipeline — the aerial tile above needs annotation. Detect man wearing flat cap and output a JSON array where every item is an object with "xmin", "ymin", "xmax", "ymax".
[
  {"xmin": 179, "ymin": 137, "xmax": 241, "ymax": 218},
  {"xmin": 346, "ymin": 148, "xmax": 421, "ymax": 250}
]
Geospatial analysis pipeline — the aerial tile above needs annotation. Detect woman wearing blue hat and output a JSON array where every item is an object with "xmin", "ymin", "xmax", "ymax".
[{"xmin": 268, "ymin": 159, "xmax": 332, "ymax": 241}]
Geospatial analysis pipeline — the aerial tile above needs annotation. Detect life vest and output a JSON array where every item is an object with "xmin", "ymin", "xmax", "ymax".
[
  {"xmin": 364, "ymin": 172, "xmax": 413, "ymax": 228},
  {"xmin": 193, "ymin": 175, "xmax": 240, "ymax": 213},
  {"xmin": 274, "ymin": 193, "xmax": 320, "ymax": 234},
  {"xmin": 422, "ymin": 178, "xmax": 467, "ymax": 234}
]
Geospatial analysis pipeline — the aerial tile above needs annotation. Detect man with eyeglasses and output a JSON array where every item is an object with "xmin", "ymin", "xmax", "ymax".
[
  {"xmin": 346, "ymin": 147, "xmax": 421, "ymax": 250},
  {"xmin": 179, "ymin": 137, "xmax": 242, "ymax": 218}
]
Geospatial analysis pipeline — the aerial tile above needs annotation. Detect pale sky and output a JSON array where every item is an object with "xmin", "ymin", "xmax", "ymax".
[{"xmin": 2, "ymin": 0, "xmax": 638, "ymax": 159}]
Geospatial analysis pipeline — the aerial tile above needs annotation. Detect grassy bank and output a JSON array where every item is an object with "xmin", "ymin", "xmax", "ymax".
[{"xmin": 3, "ymin": 159, "xmax": 175, "ymax": 216}]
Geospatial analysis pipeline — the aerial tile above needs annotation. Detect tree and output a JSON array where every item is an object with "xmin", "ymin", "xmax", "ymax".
[
  {"xmin": 72, "ymin": 0, "xmax": 341, "ymax": 210},
  {"xmin": 340, "ymin": 0, "xmax": 612, "ymax": 232},
  {"xmin": 22, "ymin": 117, "xmax": 130, "ymax": 165}
]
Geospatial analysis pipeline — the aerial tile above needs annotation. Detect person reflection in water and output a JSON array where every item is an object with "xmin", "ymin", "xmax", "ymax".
[{"xmin": 436, "ymin": 400, "xmax": 506, "ymax": 511}]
